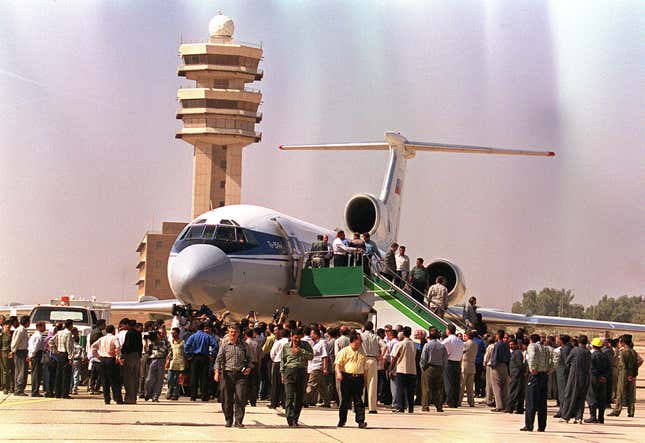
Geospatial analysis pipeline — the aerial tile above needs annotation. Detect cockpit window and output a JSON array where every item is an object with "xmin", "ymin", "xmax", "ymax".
[
  {"xmin": 203, "ymin": 225, "xmax": 216, "ymax": 240},
  {"xmin": 216, "ymin": 225, "xmax": 236, "ymax": 241},
  {"xmin": 186, "ymin": 225, "xmax": 205, "ymax": 240},
  {"xmin": 236, "ymin": 227, "xmax": 247, "ymax": 243},
  {"xmin": 172, "ymin": 224, "xmax": 262, "ymax": 254}
]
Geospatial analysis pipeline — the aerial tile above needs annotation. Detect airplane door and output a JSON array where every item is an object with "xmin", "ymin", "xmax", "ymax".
[{"xmin": 271, "ymin": 217, "xmax": 305, "ymax": 291}]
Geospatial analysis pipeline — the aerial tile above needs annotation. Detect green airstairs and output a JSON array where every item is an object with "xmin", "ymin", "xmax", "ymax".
[{"xmin": 299, "ymin": 266, "xmax": 448, "ymax": 331}]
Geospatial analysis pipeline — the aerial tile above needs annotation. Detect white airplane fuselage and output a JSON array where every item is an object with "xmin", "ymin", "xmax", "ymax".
[{"xmin": 167, "ymin": 204, "xmax": 372, "ymax": 323}]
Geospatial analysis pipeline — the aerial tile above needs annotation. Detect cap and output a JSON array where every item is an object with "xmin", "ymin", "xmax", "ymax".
[{"xmin": 591, "ymin": 337, "xmax": 603, "ymax": 348}]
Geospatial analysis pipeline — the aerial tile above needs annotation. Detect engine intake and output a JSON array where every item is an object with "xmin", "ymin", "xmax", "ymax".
[
  {"xmin": 426, "ymin": 259, "xmax": 466, "ymax": 305},
  {"xmin": 344, "ymin": 194, "xmax": 381, "ymax": 235}
]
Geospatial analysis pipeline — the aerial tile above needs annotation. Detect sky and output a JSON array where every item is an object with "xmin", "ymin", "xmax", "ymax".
[{"xmin": 0, "ymin": 0, "xmax": 643, "ymax": 310}]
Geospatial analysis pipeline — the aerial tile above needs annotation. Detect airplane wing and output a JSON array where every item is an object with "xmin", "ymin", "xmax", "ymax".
[
  {"xmin": 0, "ymin": 299, "xmax": 179, "ymax": 318},
  {"xmin": 448, "ymin": 306, "xmax": 645, "ymax": 333},
  {"xmin": 109, "ymin": 299, "xmax": 179, "ymax": 317}
]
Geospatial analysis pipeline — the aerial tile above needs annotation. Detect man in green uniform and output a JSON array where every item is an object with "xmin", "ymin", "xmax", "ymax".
[
  {"xmin": 408, "ymin": 258, "xmax": 428, "ymax": 304},
  {"xmin": 281, "ymin": 327, "xmax": 313, "ymax": 427},
  {"xmin": 0, "ymin": 321, "xmax": 14, "ymax": 394},
  {"xmin": 309, "ymin": 235, "xmax": 328, "ymax": 268},
  {"xmin": 608, "ymin": 335, "xmax": 642, "ymax": 417}
]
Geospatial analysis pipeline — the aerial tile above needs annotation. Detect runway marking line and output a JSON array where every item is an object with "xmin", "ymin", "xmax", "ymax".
[{"xmin": 0, "ymin": 397, "xmax": 58, "ymax": 407}]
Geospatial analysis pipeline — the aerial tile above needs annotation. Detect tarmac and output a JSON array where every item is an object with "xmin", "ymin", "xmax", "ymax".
[{"xmin": 0, "ymin": 392, "xmax": 642, "ymax": 443}]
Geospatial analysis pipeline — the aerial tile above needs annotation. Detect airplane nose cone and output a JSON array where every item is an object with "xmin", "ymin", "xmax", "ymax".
[{"xmin": 168, "ymin": 244, "xmax": 232, "ymax": 308}]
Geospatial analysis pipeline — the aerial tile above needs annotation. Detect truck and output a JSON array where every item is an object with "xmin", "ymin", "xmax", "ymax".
[{"xmin": 27, "ymin": 296, "xmax": 111, "ymax": 345}]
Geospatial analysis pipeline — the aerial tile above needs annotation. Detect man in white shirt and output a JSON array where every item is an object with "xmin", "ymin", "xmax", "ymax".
[
  {"xmin": 388, "ymin": 327, "xmax": 417, "ymax": 413},
  {"xmin": 385, "ymin": 328, "xmax": 400, "ymax": 410},
  {"xmin": 10, "ymin": 315, "xmax": 30, "ymax": 396},
  {"xmin": 441, "ymin": 324, "xmax": 464, "ymax": 408},
  {"xmin": 305, "ymin": 328, "xmax": 330, "ymax": 407},
  {"xmin": 395, "ymin": 245, "xmax": 410, "ymax": 288},
  {"xmin": 52, "ymin": 319, "xmax": 74, "ymax": 398},
  {"xmin": 332, "ymin": 231, "xmax": 355, "ymax": 267},
  {"xmin": 28, "ymin": 321, "xmax": 46, "ymax": 397},
  {"xmin": 269, "ymin": 329, "xmax": 289, "ymax": 408},
  {"xmin": 361, "ymin": 321, "xmax": 386, "ymax": 413}
]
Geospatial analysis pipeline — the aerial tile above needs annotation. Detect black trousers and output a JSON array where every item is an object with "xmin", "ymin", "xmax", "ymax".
[
  {"xmin": 475, "ymin": 363, "xmax": 485, "ymax": 397},
  {"xmin": 222, "ymin": 370, "xmax": 247, "ymax": 425},
  {"xmin": 246, "ymin": 365, "xmax": 259, "ymax": 406},
  {"xmin": 190, "ymin": 355, "xmax": 209, "ymax": 400},
  {"xmin": 396, "ymin": 373, "xmax": 417, "ymax": 412},
  {"xmin": 422, "ymin": 365, "xmax": 444, "ymax": 411},
  {"xmin": 54, "ymin": 352, "xmax": 70, "ymax": 398},
  {"xmin": 444, "ymin": 360, "xmax": 461, "ymax": 407},
  {"xmin": 284, "ymin": 367, "xmax": 306, "ymax": 423},
  {"xmin": 100, "ymin": 357, "xmax": 123, "ymax": 404},
  {"xmin": 270, "ymin": 361, "xmax": 284, "ymax": 408},
  {"xmin": 30, "ymin": 351, "xmax": 43, "ymax": 395},
  {"xmin": 339, "ymin": 373, "xmax": 365, "ymax": 425},
  {"xmin": 333, "ymin": 254, "xmax": 348, "ymax": 267},
  {"xmin": 259, "ymin": 355, "xmax": 271, "ymax": 399},
  {"xmin": 509, "ymin": 372, "xmax": 526, "ymax": 413},
  {"xmin": 525, "ymin": 372, "xmax": 548, "ymax": 431}
]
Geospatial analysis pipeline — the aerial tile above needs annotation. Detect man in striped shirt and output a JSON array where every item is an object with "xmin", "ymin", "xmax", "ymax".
[{"xmin": 91, "ymin": 325, "xmax": 123, "ymax": 405}]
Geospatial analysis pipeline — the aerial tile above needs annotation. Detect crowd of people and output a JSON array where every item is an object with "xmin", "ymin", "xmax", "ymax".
[{"xmin": 0, "ymin": 311, "xmax": 642, "ymax": 431}]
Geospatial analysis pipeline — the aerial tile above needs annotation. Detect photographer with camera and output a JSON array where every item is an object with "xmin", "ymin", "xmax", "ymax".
[{"xmin": 144, "ymin": 324, "xmax": 170, "ymax": 402}]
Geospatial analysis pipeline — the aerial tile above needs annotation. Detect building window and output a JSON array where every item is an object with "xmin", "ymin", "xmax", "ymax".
[
  {"xmin": 220, "ymin": 160, "xmax": 227, "ymax": 168},
  {"xmin": 220, "ymin": 180, "xmax": 225, "ymax": 189},
  {"xmin": 154, "ymin": 279, "xmax": 161, "ymax": 289}
]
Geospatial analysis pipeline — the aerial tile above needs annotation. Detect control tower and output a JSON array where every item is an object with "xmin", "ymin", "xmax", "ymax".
[{"xmin": 176, "ymin": 13, "xmax": 263, "ymax": 218}]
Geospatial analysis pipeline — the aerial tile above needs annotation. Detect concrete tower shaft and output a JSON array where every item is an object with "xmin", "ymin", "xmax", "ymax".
[{"xmin": 176, "ymin": 13, "xmax": 263, "ymax": 218}]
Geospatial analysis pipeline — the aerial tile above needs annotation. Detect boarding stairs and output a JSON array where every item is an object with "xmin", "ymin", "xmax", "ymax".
[{"xmin": 298, "ymin": 254, "xmax": 461, "ymax": 332}]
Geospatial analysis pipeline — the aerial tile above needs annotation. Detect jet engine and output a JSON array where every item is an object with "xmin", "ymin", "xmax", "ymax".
[
  {"xmin": 425, "ymin": 259, "xmax": 466, "ymax": 305},
  {"xmin": 344, "ymin": 193, "xmax": 384, "ymax": 236}
]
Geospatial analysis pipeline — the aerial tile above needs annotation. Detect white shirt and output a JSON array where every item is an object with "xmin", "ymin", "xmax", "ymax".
[
  {"xmin": 332, "ymin": 237, "xmax": 351, "ymax": 255},
  {"xmin": 117, "ymin": 329, "xmax": 128, "ymax": 346},
  {"xmin": 28, "ymin": 331, "xmax": 46, "ymax": 358},
  {"xmin": 395, "ymin": 254, "xmax": 410, "ymax": 272},
  {"xmin": 391, "ymin": 338, "xmax": 417, "ymax": 375},
  {"xmin": 270, "ymin": 337, "xmax": 289, "ymax": 363},
  {"xmin": 10, "ymin": 325, "xmax": 29, "ymax": 353},
  {"xmin": 442, "ymin": 334, "xmax": 464, "ymax": 361},
  {"xmin": 385, "ymin": 337, "xmax": 399, "ymax": 362},
  {"xmin": 308, "ymin": 339, "xmax": 328, "ymax": 373}
]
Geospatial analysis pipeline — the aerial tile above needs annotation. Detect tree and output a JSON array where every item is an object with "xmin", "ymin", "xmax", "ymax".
[
  {"xmin": 512, "ymin": 288, "xmax": 585, "ymax": 318},
  {"xmin": 585, "ymin": 295, "xmax": 644, "ymax": 323}
]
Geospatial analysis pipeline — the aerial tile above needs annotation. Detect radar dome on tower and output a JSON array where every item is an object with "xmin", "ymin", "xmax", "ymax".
[{"xmin": 209, "ymin": 12, "xmax": 235, "ymax": 38}]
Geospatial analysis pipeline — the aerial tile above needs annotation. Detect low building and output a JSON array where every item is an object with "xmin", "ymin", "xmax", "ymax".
[{"xmin": 136, "ymin": 222, "xmax": 187, "ymax": 300}]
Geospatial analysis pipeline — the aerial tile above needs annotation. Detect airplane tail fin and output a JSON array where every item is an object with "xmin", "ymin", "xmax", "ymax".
[{"xmin": 280, "ymin": 132, "xmax": 554, "ymax": 248}]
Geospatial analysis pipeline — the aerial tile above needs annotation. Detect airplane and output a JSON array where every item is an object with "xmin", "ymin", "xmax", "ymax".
[
  {"xmin": 165, "ymin": 131, "xmax": 556, "ymax": 327},
  {"xmin": 3, "ymin": 132, "xmax": 642, "ymax": 335}
]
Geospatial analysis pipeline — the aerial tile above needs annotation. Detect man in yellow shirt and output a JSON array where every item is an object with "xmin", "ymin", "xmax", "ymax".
[{"xmin": 335, "ymin": 331, "xmax": 368, "ymax": 429}]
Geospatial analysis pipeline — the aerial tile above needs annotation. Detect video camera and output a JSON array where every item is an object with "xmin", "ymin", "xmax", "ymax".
[
  {"xmin": 171, "ymin": 303, "xmax": 194, "ymax": 318},
  {"xmin": 272, "ymin": 306, "xmax": 290, "ymax": 322}
]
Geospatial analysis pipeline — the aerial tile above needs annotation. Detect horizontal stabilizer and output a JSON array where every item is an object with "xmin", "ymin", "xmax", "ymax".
[
  {"xmin": 280, "ymin": 132, "xmax": 554, "ymax": 158},
  {"xmin": 405, "ymin": 141, "xmax": 555, "ymax": 157},
  {"xmin": 279, "ymin": 142, "xmax": 388, "ymax": 151}
]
